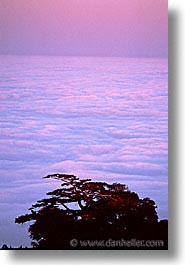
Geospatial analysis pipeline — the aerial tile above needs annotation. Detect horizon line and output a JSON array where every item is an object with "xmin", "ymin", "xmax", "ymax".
[{"xmin": 0, "ymin": 53, "xmax": 168, "ymax": 60}]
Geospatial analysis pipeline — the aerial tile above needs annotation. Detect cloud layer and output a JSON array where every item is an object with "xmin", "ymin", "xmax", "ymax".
[{"xmin": 0, "ymin": 56, "xmax": 168, "ymax": 246}]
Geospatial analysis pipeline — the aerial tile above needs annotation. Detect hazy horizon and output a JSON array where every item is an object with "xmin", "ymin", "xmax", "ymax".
[
  {"xmin": 0, "ymin": 0, "xmax": 168, "ymax": 58},
  {"xmin": 0, "ymin": 54, "xmax": 168, "ymax": 59}
]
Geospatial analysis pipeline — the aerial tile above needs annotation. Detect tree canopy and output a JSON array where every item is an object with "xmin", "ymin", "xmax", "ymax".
[{"xmin": 15, "ymin": 174, "xmax": 168, "ymax": 249}]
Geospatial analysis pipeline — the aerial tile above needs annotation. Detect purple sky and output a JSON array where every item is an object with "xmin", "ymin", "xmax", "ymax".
[{"xmin": 0, "ymin": 0, "xmax": 168, "ymax": 57}]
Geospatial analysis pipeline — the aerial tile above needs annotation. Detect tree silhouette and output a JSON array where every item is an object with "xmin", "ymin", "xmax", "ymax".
[{"xmin": 15, "ymin": 174, "xmax": 168, "ymax": 249}]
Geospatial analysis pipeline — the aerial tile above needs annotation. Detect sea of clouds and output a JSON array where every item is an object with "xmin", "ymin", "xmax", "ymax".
[{"xmin": 0, "ymin": 56, "xmax": 168, "ymax": 247}]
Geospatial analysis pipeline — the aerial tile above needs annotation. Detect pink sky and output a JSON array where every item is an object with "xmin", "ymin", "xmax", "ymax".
[{"xmin": 0, "ymin": 0, "xmax": 168, "ymax": 57}]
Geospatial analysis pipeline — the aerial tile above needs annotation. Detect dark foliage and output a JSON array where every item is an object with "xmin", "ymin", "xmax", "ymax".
[{"xmin": 15, "ymin": 174, "xmax": 168, "ymax": 249}]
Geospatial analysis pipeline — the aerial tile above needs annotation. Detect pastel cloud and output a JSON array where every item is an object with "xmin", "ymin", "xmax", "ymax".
[{"xmin": 0, "ymin": 56, "xmax": 167, "ymax": 247}]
